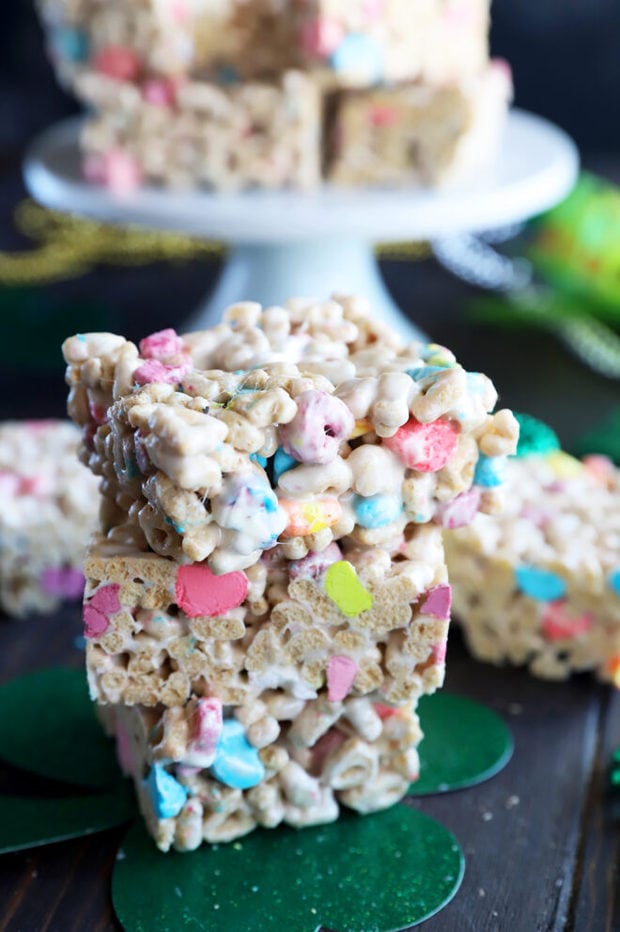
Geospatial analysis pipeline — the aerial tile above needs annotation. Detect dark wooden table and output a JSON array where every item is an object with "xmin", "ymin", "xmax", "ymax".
[{"xmin": 1, "ymin": 87, "xmax": 620, "ymax": 931}]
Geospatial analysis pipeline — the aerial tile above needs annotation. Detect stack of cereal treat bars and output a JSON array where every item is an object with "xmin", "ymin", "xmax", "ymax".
[
  {"xmin": 63, "ymin": 297, "xmax": 518, "ymax": 851},
  {"xmin": 445, "ymin": 414, "xmax": 620, "ymax": 685},
  {"xmin": 37, "ymin": 0, "xmax": 511, "ymax": 191},
  {"xmin": 0, "ymin": 420, "xmax": 99, "ymax": 618}
]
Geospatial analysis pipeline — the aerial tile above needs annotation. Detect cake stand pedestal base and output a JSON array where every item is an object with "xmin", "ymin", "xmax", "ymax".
[{"xmin": 193, "ymin": 238, "xmax": 416, "ymax": 335}]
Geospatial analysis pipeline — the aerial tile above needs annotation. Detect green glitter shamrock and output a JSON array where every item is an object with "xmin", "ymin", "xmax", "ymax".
[{"xmin": 0, "ymin": 668, "xmax": 513, "ymax": 930}]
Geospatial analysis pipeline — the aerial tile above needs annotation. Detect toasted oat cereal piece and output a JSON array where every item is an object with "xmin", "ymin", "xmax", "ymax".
[
  {"xmin": 99, "ymin": 691, "xmax": 421, "ymax": 851},
  {"xmin": 445, "ymin": 416, "xmax": 620, "ymax": 683},
  {"xmin": 0, "ymin": 420, "xmax": 99, "ymax": 617}
]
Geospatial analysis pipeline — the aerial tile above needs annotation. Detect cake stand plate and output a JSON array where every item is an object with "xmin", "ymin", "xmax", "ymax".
[{"xmin": 24, "ymin": 109, "xmax": 578, "ymax": 339}]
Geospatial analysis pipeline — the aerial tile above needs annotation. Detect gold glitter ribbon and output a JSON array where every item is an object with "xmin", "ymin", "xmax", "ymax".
[{"xmin": 0, "ymin": 199, "xmax": 429, "ymax": 287}]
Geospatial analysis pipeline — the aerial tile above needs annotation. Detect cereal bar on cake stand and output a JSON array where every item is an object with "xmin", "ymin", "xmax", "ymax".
[
  {"xmin": 27, "ymin": 0, "xmax": 578, "ymax": 339},
  {"xmin": 63, "ymin": 298, "xmax": 519, "ymax": 851}
]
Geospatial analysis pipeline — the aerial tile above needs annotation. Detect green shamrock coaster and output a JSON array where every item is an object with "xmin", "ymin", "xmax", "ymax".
[
  {"xmin": 113, "ymin": 805, "xmax": 464, "ymax": 932},
  {"xmin": 0, "ymin": 787, "xmax": 134, "ymax": 854},
  {"xmin": 0, "ymin": 667, "xmax": 134, "ymax": 853},
  {"xmin": 0, "ymin": 667, "xmax": 119, "ymax": 789},
  {"xmin": 411, "ymin": 693, "xmax": 514, "ymax": 795}
]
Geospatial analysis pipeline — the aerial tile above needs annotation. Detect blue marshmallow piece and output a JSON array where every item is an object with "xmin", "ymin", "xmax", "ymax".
[
  {"xmin": 145, "ymin": 763, "xmax": 188, "ymax": 819},
  {"xmin": 405, "ymin": 366, "xmax": 448, "ymax": 383},
  {"xmin": 330, "ymin": 33, "xmax": 384, "ymax": 84},
  {"xmin": 50, "ymin": 26, "xmax": 89, "ymax": 62},
  {"xmin": 609, "ymin": 569, "xmax": 620, "ymax": 596},
  {"xmin": 250, "ymin": 452, "xmax": 267, "ymax": 468},
  {"xmin": 515, "ymin": 566, "xmax": 567, "ymax": 602},
  {"xmin": 212, "ymin": 719, "xmax": 265, "ymax": 790},
  {"xmin": 474, "ymin": 454, "xmax": 508, "ymax": 488},
  {"xmin": 272, "ymin": 447, "xmax": 297, "ymax": 484},
  {"xmin": 353, "ymin": 493, "xmax": 403, "ymax": 529}
]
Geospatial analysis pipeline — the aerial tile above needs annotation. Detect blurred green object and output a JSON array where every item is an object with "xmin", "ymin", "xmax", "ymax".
[
  {"xmin": 471, "ymin": 173, "xmax": 620, "ymax": 379},
  {"xmin": 527, "ymin": 173, "xmax": 620, "ymax": 321},
  {"xmin": 573, "ymin": 407, "xmax": 620, "ymax": 465},
  {"xmin": 0, "ymin": 288, "xmax": 115, "ymax": 371}
]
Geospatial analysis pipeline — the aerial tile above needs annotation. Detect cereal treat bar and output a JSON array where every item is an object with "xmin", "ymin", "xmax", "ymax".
[
  {"xmin": 327, "ymin": 61, "xmax": 511, "ymax": 187},
  {"xmin": 38, "ymin": 0, "xmax": 490, "ymax": 89},
  {"xmin": 294, "ymin": 0, "xmax": 491, "ymax": 89},
  {"xmin": 63, "ymin": 296, "xmax": 518, "ymax": 850},
  {"xmin": 0, "ymin": 420, "xmax": 99, "ymax": 617},
  {"xmin": 76, "ymin": 70, "xmax": 321, "ymax": 192},
  {"xmin": 37, "ymin": 0, "xmax": 508, "ymax": 193},
  {"xmin": 445, "ymin": 414, "xmax": 620, "ymax": 683},
  {"xmin": 36, "ymin": 0, "xmax": 295, "ymax": 86}
]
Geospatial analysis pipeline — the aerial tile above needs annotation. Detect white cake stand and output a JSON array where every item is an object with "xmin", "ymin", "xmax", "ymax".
[{"xmin": 24, "ymin": 109, "xmax": 578, "ymax": 340}]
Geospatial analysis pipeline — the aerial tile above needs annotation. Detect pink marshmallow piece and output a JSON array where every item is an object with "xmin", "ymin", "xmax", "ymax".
[
  {"xmin": 370, "ymin": 105, "xmax": 399, "ymax": 128},
  {"xmin": 88, "ymin": 400, "xmax": 108, "ymax": 425},
  {"xmin": 176, "ymin": 564, "xmax": 248, "ymax": 618},
  {"xmin": 431, "ymin": 641, "xmax": 448, "ymax": 664},
  {"xmin": 83, "ymin": 604, "xmax": 110, "ymax": 638},
  {"xmin": 583, "ymin": 454, "xmax": 615, "ymax": 483},
  {"xmin": 142, "ymin": 79, "xmax": 177, "ymax": 107},
  {"xmin": 420, "ymin": 584, "xmax": 452, "ymax": 621},
  {"xmin": 139, "ymin": 328, "xmax": 185, "ymax": 360},
  {"xmin": 134, "ymin": 359, "xmax": 191, "ymax": 386},
  {"xmin": 40, "ymin": 567, "xmax": 85, "ymax": 599},
  {"xmin": 94, "ymin": 45, "xmax": 142, "ymax": 82},
  {"xmin": 90, "ymin": 584, "xmax": 121, "ymax": 616},
  {"xmin": 191, "ymin": 698, "xmax": 223, "ymax": 755},
  {"xmin": 327, "ymin": 655, "xmax": 358, "ymax": 702},
  {"xmin": 384, "ymin": 417, "xmax": 459, "ymax": 473},
  {"xmin": 542, "ymin": 602, "xmax": 594, "ymax": 642},
  {"xmin": 436, "ymin": 487, "xmax": 481, "ymax": 529},
  {"xmin": 104, "ymin": 149, "xmax": 142, "ymax": 196},
  {"xmin": 299, "ymin": 17, "xmax": 344, "ymax": 58}
]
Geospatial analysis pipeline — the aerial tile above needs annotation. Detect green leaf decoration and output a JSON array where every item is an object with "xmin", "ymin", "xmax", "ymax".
[
  {"xmin": 528, "ymin": 172, "xmax": 620, "ymax": 318},
  {"xmin": 0, "ymin": 786, "xmax": 134, "ymax": 854},
  {"xmin": 0, "ymin": 668, "xmax": 120, "ymax": 789},
  {"xmin": 113, "ymin": 806, "xmax": 464, "ymax": 932},
  {"xmin": 411, "ymin": 693, "xmax": 513, "ymax": 795}
]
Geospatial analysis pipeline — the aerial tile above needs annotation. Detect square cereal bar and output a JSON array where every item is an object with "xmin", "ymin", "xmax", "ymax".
[
  {"xmin": 326, "ymin": 61, "xmax": 511, "ymax": 187},
  {"xmin": 77, "ymin": 70, "xmax": 321, "ymax": 191},
  {"xmin": 0, "ymin": 420, "xmax": 98, "ymax": 617},
  {"xmin": 63, "ymin": 296, "xmax": 518, "ymax": 849},
  {"xmin": 445, "ymin": 417, "xmax": 620, "ymax": 682}
]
